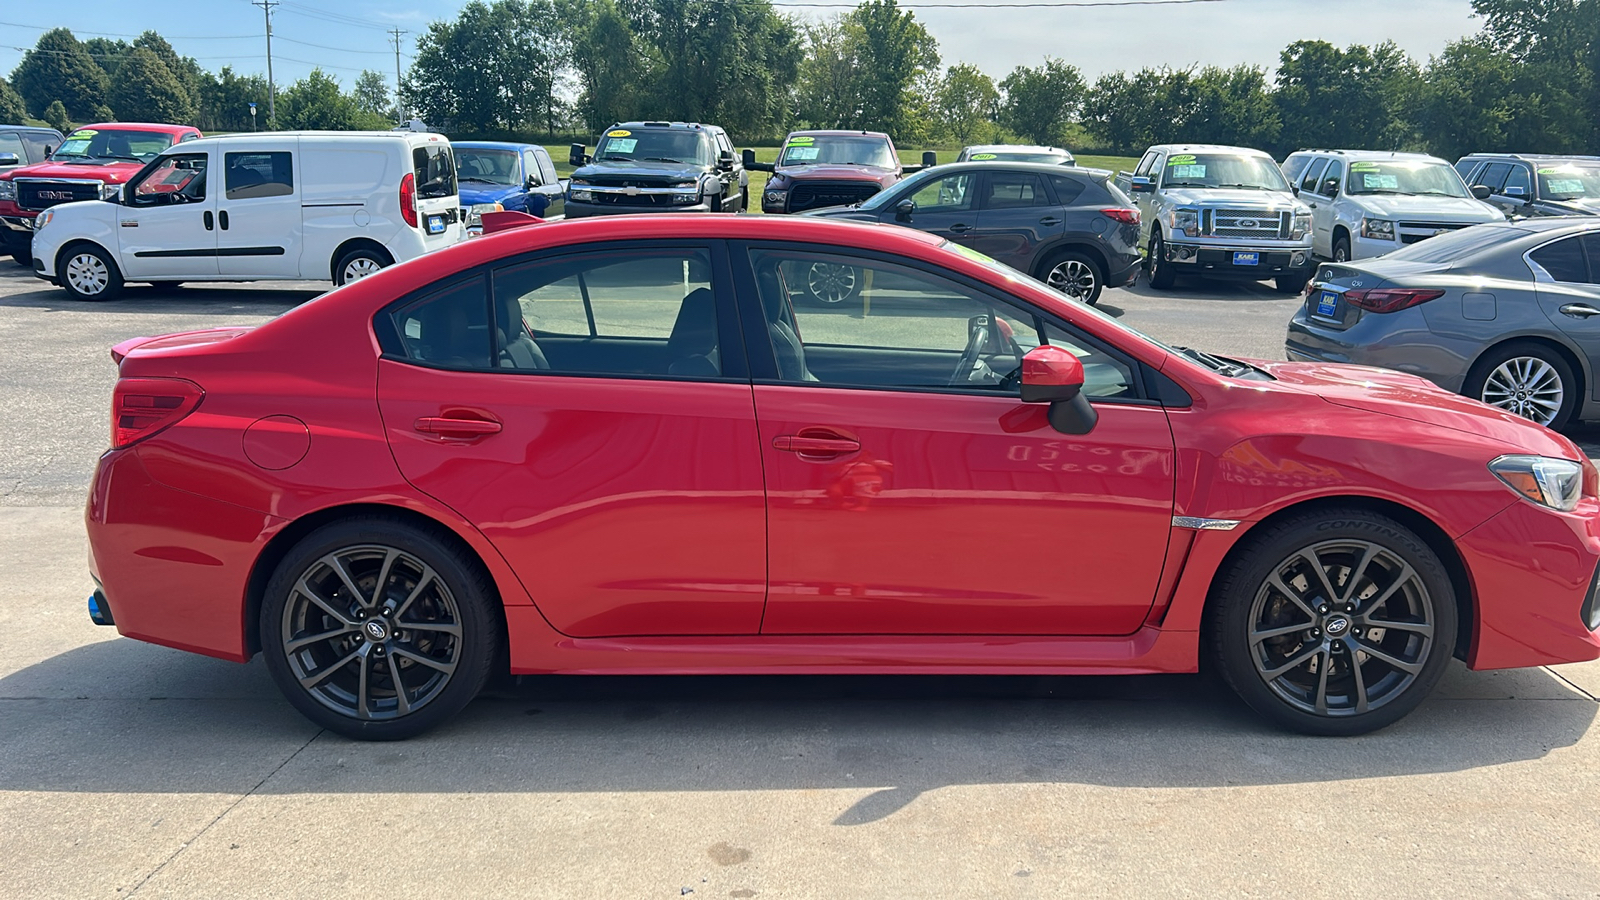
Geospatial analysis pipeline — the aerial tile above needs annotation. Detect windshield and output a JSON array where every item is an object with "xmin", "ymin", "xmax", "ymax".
[
  {"xmin": 1345, "ymin": 160, "xmax": 1470, "ymax": 198},
  {"xmin": 455, "ymin": 148, "xmax": 518, "ymax": 185},
  {"xmin": 969, "ymin": 151, "xmax": 1071, "ymax": 164},
  {"xmin": 779, "ymin": 135, "xmax": 896, "ymax": 168},
  {"xmin": 1160, "ymin": 153, "xmax": 1289, "ymax": 191},
  {"xmin": 51, "ymin": 128, "xmax": 175, "ymax": 163},
  {"xmin": 411, "ymin": 143, "xmax": 457, "ymax": 199},
  {"xmin": 594, "ymin": 128, "xmax": 714, "ymax": 165},
  {"xmin": 1536, "ymin": 163, "xmax": 1600, "ymax": 202},
  {"xmin": 1380, "ymin": 224, "xmax": 1524, "ymax": 263}
]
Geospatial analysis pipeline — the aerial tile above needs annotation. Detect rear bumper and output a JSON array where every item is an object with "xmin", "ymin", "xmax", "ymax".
[{"xmin": 1284, "ymin": 308, "xmax": 1472, "ymax": 392}]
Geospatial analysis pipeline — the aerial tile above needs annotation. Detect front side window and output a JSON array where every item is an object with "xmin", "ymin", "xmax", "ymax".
[
  {"xmin": 224, "ymin": 152, "xmax": 293, "ymax": 199},
  {"xmin": 21, "ymin": 132, "xmax": 54, "ymax": 162},
  {"xmin": 984, "ymin": 172, "xmax": 1049, "ymax": 209},
  {"xmin": 389, "ymin": 276, "xmax": 493, "ymax": 370},
  {"xmin": 594, "ymin": 128, "xmax": 714, "ymax": 166},
  {"xmin": 1529, "ymin": 236, "xmax": 1590, "ymax": 284},
  {"xmin": 1299, "ymin": 158, "xmax": 1330, "ymax": 193},
  {"xmin": 1473, "ymin": 162, "xmax": 1512, "ymax": 192},
  {"xmin": 1319, "ymin": 161, "xmax": 1344, "ymax": 196},
  {"xmin": 52, "ymin": 128, "xmax": 175, "ymax": 163},
  {"xmin": 412, "ymin": 144, "xmax": 457, "ymax": 198},
  {"xmin": 746, "ymin": 247, "xmax": 1136, "ymax": 398},
  {"xmin": 131, "ymin": 153, "xmax": 208, "ymax": 205},
  {"xmin": 1133, "ymin": 151, "xmax": 1158, "ymax": 177},
  {"xmin": 1502, "ymin": 165, "xmax": 1532, "ymax": 196},
  {"xmin": 908, "ymin": 172, "xmax": 976, "ymax": 213},
  {"xmin": 0, "ymin": 132, "xmax": 23, "ymax": 160}
]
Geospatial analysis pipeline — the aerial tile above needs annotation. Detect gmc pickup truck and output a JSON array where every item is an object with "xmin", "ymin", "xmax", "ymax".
[{"xmin": 1116, "ymin": 143, "xmax": 1314, "ymax": 293}]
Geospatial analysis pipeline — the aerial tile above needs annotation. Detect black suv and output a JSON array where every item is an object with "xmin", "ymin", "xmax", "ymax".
[
  {"xmin": 1456, "ymin": 153, "xmax": 1600, "ymax": 218},
  {"xmin": 567, "ymin": 122, "xmax": 747, "ymax": 217}
]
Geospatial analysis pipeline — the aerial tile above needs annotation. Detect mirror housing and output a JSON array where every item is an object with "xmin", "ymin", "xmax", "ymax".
[
  {"xmin": 569, "ymin": 143, "xmax": 589, "ymax": 167},
  {"xmin": 894, "ymin": 198, "xmax": 915, "ymax": 222},
  {"xmin": 1129, "ymin": 176, "xmax": 1154, "ymax": 193},
  {"xmin": 718, "ymin": 149, "xmax": 735, "ymax": 170},
  {"xmin": 0, "ymin": 153, "xmax": 19, "ymax": 167},
  {"xmin": 742, "ymin": 149, "xmax": 774, "ymax": 173},
  {"xmin": 1470, "ymin": 184, "xmax": 1492, "ymax": 200},
  {"xmin": 525, "ymin": 174, "xmax": 541, "ymax": 189},
  {"xmin": 1020, "ymin": 345, "xmax": 1097, "ymax": 435},
  {"xmin": 921, "ymin": 151, "xmax": 938, "ymax": 168},
  {"xmin": 1505, "ymin": 185, "xmax": 1527, "ymax": 198}
]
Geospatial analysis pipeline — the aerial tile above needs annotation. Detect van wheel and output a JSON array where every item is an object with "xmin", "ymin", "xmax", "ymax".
[
  {"xmin": 59, "ymin": 244, "xmax": 123, "ymax": 301},
  {"xmin": 335, "ymin": 247, "xmax": 391, "ymax": 286}
]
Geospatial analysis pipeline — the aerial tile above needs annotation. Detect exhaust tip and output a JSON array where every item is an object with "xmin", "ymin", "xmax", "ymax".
[{"xmin": 88, "ymin": 590, "xmax": 115, "ymax": 627}]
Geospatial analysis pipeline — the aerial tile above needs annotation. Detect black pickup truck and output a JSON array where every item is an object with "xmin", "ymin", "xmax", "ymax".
[{"xmin": 567, "ymin": 121, "xmax": 747, "ymax": 216}]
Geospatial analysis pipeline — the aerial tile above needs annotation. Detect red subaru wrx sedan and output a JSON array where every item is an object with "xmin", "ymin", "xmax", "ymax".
[{"xmin": 86, "ymin": 214, "xmax": 1600, "ymax": 740}]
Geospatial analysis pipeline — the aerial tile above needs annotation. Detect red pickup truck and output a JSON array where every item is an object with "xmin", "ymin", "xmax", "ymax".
[
  {"xmin": 1, "ymin": 122, "xmax": 202, "ymax": 265},
  {"xmin": 743, "ymin": 130, "xmax": 936, "ymax": 214}
]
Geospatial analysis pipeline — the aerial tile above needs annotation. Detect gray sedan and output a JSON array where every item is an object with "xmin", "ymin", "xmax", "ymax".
[{"xmin": 1286, "ymin": 218, "xmax": 1600, "ymax": 429}]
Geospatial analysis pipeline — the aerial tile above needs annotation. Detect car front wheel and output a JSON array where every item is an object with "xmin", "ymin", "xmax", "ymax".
[
  {"xmin": 261, "ymin": 517, "xmax": 500, "ymax": 740},
  {"xmin": 59, "ymin": 243, "xmax": 124, "ymax": 301},
  {"xmin": 1210, "ymin": 508, "xmax": 1456, "ymax": 736}
]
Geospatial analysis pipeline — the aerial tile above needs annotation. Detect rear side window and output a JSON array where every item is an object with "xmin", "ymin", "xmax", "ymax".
[
  {"xmin": 1049, "ymin": 175, "xmax": 1086, "ymax": 204},
  {"xmin": 390, "ymin": 276, "xmax": 492, "ymax": 369},
  {"xmin": 1475, "ymin": 163, "xmax": 1512, "ymax": 191},
  {"xmin": 984, "ymin": 172, "xmax": 1048, "ymax": 209},
  {"xmin": 225, "ymin": 152, "xmax": 293, "ymax": 199},
  {"xmin": 1530, "ymin": 237, "xmax": 1590, "ymax": 283},
  {"xmin": 412, "ymin": 143, "xmax": 457, "ymax": 198},
  {"xmin": 1299, "ymin": 158, "xmax": 1330, "ymax": 193}
]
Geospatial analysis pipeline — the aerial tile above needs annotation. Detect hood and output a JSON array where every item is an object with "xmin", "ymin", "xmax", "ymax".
[
  {"xmin": 1346, "ymin": 194, "xmax": 1503, "ymax": 222},
  {"xmin": 458, "ymin": 183, "xmax": 523, "ymax": 206},
  {"xmin": 1543, "ymin": 197, "xmax": 1600, "ymax": 215},
  {"xmin": 572, "ymin": 159, "xmax": 707, "ymax": 182},
  {"xmin": 772, "ymin": 163, "xmax": 897, "ymax": 182},
  {"xmin": 1162, "ymin": 187, "xmax": 1302, "ymax": 211},
  {"xmin": 2, "ymin": 159, "xmax": 145, "ymax": 183},
  {"xmin": 1248, "ymin": 358, "xmax": 1579, "ymax": 457}
]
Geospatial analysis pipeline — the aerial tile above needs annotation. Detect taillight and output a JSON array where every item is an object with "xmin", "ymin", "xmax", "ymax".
[
  {"xmin": 1342, "ymin": 288, "xmax": 1444, "ymax": 313},
  {"xmin": 111, "ymin": 377, "xmax": 204, "ymax": 449},
  {"xmin": 1101, "ymin": 207, "xmax": 1139, "ymax": 225},
  {"xmin": 399, "ymin": 172, "xmax": 418, "ymax": 229}
]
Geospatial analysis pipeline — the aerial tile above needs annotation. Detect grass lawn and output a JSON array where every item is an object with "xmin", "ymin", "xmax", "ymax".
[{"xmin": 545, "ymin": 146, "xmax": 1140, "ymax": 212}]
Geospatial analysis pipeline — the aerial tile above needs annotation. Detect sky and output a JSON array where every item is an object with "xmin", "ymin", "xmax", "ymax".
[{"xmin": 0, "ymin": 0, "xmax": 1483, "ymax": 98}]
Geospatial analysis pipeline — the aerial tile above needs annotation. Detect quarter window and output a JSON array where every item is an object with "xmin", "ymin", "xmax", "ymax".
[
  {"xmin": 1049, "ymin": 174, "xmax": 1086, "ymax": 205},
  {"xmin": 746, "ymin": 248, "xmax": 1136, "ymax": 398},
  {"xmin": 984, "ymin": 172, "xmax": 1049, "ymax": 209},
  {"xmin": 1529, "ymin": 237, "xmax": 1589, "ymax": 283},
  {"xmin": 224, "ymin": 151, "xmax": 294, "ymax": 199}
]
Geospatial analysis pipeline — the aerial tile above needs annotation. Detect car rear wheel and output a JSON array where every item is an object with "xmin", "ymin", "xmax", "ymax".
[
  {"xmin": 1041, "ymin": 251, "xmax": 1104, "ymax": 305},
  {"xmin": 261, "ymin": 517, "xmax": 500, "ymax": 740},
  {"xmin": 59, "ymin": 244, "xmax": 123, "ymax": 301},
  {"xmin": 1464, "ymin": 342, "xmax": 1576, "ymax": 429},
  {"xmin": 334, "ymin": 248, "xmax": 391, "ymax": 286},
  {"xmin": 1146, "ymin": 234, "xmax": 1175, "ymax": 290},
  {"xmin": 1210, "ymin": 508, "xmax": 1456, "ymax": 736},
  {"xmin": 802, "ymin": 261, "xmax": 862, "ymax": 305}
]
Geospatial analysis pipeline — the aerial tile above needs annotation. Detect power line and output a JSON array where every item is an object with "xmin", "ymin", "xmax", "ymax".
[
  {"xmin": 0, "ymin": 19, "xmax": 254, "ymax": 40},
  {"xmin": 276, "ymin": 1, "xmax": 397, "ymax": 31},
  {"xmin": 273, "ymin": 35, "xmax": 398, "ymax": 55}
]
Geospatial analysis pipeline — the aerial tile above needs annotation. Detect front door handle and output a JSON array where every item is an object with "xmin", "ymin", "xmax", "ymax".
[
  {"xmin": 218, "ymin": 210, "xmax": 230, "ymax": 231},
  {"xmin": 414, "ymin": 416, "xmax": 502, "ymax": 438},
  {"xmin": 948, "ymin": 223, "xmax": 970, "ymax": 234},
  {"xmin": 1559, "ymin": 303, "xmax": 1600, "ymax": 318},
  {"xmin": 203, "ymin": 211, "xmax": 213, "ymax": 231},
  {"xmin": 773, "ymin": 430, "xmax": 861, "ymax": 459}
]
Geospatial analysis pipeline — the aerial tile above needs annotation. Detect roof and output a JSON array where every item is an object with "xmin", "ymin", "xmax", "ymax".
[
  {"xmin": 0, "ymin": 124, "xmax": 63, "ymax": 134},
  {"xmin": 1460, "ymin": 152, "xmax": 1600, "ymax": 163},
  {"xmin": 963, "ymin": 144, "xmax": 1069, "ymax": 154},
  {"xmin": 917, "ymin": 160, "xmax": 1111, "ymax": 179},
  {"xmin": 609, "ymin": 121, "xmax": 723, "ymax": 132},
  {"xmin": 788, "ymin": 130, "xmax": 892, "ymax": 140},
  {"xmin": 75, "ymin": 122, "xmax": 198, "ymax": 133},
  {"xmin": 201, "ymin": 130, "xmax": 447, "ymax": 142},
  {"xmin": 1289, "ymin": 149, "xmax": 1447, "ymax": 163},
  {"xmin": 1148, "ymin": 144, "xmax": 1272, "ymax": 157}
]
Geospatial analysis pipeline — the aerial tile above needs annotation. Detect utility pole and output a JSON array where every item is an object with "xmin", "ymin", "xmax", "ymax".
[
  {"xmin": 389, "ymin": 28, "xmax": 407, "ymax": 122},
  {"xmin": 253, "ymin": 0, "xmax": 280, "ymax": 125}
]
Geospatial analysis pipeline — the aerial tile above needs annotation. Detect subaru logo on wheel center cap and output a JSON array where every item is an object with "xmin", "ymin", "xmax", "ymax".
[
  {"xmin": 364, "ymin": 620, "xmax": 388, "ymax": 640},
  {"xmin": 1325, "ymin": 616, "xmax": 1351, "ymax": 636}
]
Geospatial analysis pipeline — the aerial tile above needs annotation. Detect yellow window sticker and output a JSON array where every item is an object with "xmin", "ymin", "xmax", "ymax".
[
  {"xmin": 1349, "ymin": 162, "xmax": 1379, "ymax": 171},
  {"xmin": 971, "ymin": 153, "xmax": 997, "ymax": 160},
  {"xmin": 787, "ymin": 135, "xmax": 815, "ymax": 145},
  {"xmin": 1167, "ymin": 154, "xmax": 1196, "ymax": 165},
  {"xmin": 68, "ymin": 129, "xmax": 98, "ymax": 138},
  {"xmin": 606, "ymin": 129, "xmax": 631, "ymax": 137}
]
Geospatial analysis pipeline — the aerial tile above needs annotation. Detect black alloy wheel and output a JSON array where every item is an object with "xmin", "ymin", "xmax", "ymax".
[{"xmin": 1041, "ymin": 251, "xmax": 1104, "ymax": 305}]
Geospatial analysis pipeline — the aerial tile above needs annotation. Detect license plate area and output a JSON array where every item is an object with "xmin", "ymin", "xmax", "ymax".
[
  {"xmin": 1315, "ymin": 290, "xmax": 1340, "ymax": 317},
  {"xmin": 427, "ymin": 215, "xmax": 446, "ymax": 235},
  {"xmin": 1232, "ymin": 251, "xmax": 1259, "ymax": 266}
]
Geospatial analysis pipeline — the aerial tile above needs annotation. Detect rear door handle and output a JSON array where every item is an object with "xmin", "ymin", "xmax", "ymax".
[
  {"xmin": 1039, "ymin": 216, "xmax": 1062, "ymax": 226},
  {"xmin": 1559, "ymin": 303, "xmax": 1600, "ymax": 318},
  {"xmin": 203, "ymin": 211, "xmax": 213, "ymax": 231},
  {"xmin": 773, "ymin": 431, "xmax": 861, "ymax": 458},
  {"xmin": 414, "ymin": 416, "xmax": 502, "ymax": 438},
  {"xmin": 948, "ymin": 223, "xmax": 970, "ymax": 234}
]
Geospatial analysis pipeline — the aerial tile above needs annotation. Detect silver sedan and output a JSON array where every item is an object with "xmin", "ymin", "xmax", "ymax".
[{"xmin": 1286, "ymin": 218, "xmax": 1600, "ymax": 429}]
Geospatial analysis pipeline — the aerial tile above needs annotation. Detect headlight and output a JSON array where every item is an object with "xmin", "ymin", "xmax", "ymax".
[
  {"xmin": 1171, "ymin": 208, "xmax": 1199, "ymax": 238},
  {"xmin": 99, "ymin": 184, "xmax": 121, "ymax": 201},
  {"xmin": 670, "ymin": 182, "xmax": 701, "ymax": 205},
  {"xmin": 1361, "ymin": 217, "xmax": 1396, "ymax": 240},
  {"xmin": 764, "ymin": 189, "xmax": 787, "ymax": 206},
  {"xmin": 1489, "ymin": 455, "xmax": 1585, "ymax": 512},
  {"xmin": 34, "ymin": 208, "xmax": 53, "ymax": 230},
  {"xmin": 570, "ymin": 189, "xmax": 593, "ymax": 202},
  {"xmin": 0, "ymin": 180, "xmax": 14, "ymax": 202},
  {"xmin": 1290, "ymin": 212, "xmax": 1312, "ymax": 240}
]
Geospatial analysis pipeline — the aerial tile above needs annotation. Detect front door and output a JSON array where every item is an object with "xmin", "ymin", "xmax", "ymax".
[
  {"xmin": 887, "ymin": 170, "xmax": 982, "ymax": 242},
  {"xmin": 117, "ymin": 150, "xmax": 217, "ymax": 279},
  {"xmin": 376, "ymin": 243, "xmax": 768, "ymax": 637},
  {"xmin": 737, "ymin": 244, "xmax": 1177, "ymax": 635},
  {"xmin": 217, "ymin": 149, "xmax": 302, "ymax": 278}
]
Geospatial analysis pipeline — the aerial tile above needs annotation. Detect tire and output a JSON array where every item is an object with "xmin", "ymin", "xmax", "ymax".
[
  {"xmin": 1146, "ymin": 234, "xmax": 1175, "ymax": 290},
  {"xmin": 1332, "ymin": 234, "xmax": 1351, "ymax": 263},
  {"xmin": 334, "ymin": 247, "xmax": 391, "ymax": 286},
  {"xmin": 709, "ymin": 189, "xmax": 723, "ymax": 213},
  {"xmin": 1274, "ymin": 271, "xmax": 1310, "ymax": 294},
  {"xmin": 260, "ymin": 516, "xmax": 501, "ymax": 740},
  {"xmin": 58, "ymin": 243, "xmax": 123, "ymax": 301},
  {"xmin": 1463, "ymin": 341, "xmax": 1578, "ymax": 429},
  {"xmin": 1039, "ymin": 250, "xmax": 1104, "ymax": 305},
  {"xmin": 10, "ymin": 252, "xmax": 27, "ymax": 268},
  {"xmin": 801, "ymin": 260, "xmax": 862, "ymax": 305},
  {"xmin": 1210, "ymin": 508, "xmax": 1457, "ymax": 736}
]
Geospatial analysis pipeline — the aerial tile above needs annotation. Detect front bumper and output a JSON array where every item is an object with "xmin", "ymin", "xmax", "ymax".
[
  {"xmin": 565, "ymin": 199, "xmax": 713, "ymax": 217},
  {"xmin": 2, "ymin": 214, "xmax": 36, "ymax": 235},
  {"xmin": 1163, "ymin": 242, "xmax": 1313, "ymax": 278}
]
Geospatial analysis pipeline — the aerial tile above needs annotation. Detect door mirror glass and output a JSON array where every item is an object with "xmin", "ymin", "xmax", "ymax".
[{"xmin": 1129, "ymin": 176, "xmax": 1154, "ymax": 193}]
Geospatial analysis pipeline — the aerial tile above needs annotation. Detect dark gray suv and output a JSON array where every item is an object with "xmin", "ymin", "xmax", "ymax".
[
  {"xmin": 1456, "ymin": 154, "xmax": 1600, "ymax": 218},
  {"xmin": 804, "ymin": 162, "xmax": 1141, "ymax": 305}
]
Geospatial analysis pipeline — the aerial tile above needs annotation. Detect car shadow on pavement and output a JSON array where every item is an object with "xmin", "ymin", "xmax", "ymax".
[
  {"xmin": 1118, "ymin": 279, "xmax": 1293, "ymax": 303},
  {"xmin": 1, "ymin": 638, "xmax": 1593, "ymax": 826},
  {"xmin": 0, "ymin": 283, "xmax": 321, "ymax": 315}
]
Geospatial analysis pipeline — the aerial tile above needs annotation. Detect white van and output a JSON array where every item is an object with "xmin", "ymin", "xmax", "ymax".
[{"xmin": 29, "ymin": 131, "xmax": 462, "ymax": 300}]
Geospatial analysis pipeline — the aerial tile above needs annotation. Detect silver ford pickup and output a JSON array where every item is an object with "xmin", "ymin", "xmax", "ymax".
[{"xmin": 1115, "ymin": 143, "xmax": 1314, "ymax": 293}]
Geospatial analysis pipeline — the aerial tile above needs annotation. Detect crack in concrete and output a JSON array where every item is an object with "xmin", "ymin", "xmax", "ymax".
[{"xmin": 1542, "ymin": 666, "xmax": 1600, "ymax": 702}]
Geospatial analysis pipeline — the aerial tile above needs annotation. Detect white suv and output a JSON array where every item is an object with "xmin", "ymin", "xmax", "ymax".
[
  {"xmin": 31, "ymin": 131, "xmax": 463, "ymax": 301},
  {"xmin": 1280, "ymin": 150, "xmax": 1503, "ymax": 262}
]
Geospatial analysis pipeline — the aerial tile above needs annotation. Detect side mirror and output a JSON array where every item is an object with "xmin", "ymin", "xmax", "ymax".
[
  {"xmin": 894, "ymin": 198, "xmax": 915, "ymax": 222},
  {"xmin": 1323, "ymin": 180, "xmax": 1339, "ymax": 197},
  {"xmin": 525, "ymin": 173, "xmax": 541, "ymax": 189},
  {"xmin": 1129, "ymin": 176, "xmax": 1154, "ymax": 193},
  {"xmin": 921, "ymin": 151, "xmax": 938, "ymax": 168},
  {"xmin": 1470, "ymin": 184, "xmax": 1492, "ymax": 200},
  {"xmin": 1290, "ymin": 185, "xmax": 1300, "ymax": 197},
  {"xmin": 1019, "ymin": 345, "xmax": 1097, "ymax": 435},
  {"xmin": 718, "ymin": 149, "xmax": 735, "ymax": 171},
  {"xmin": 0, "ymin": 153, "xmax": 18, "ymax": 167},
  {"xmin": 741, "ymin": 149, "xmax": 773, "ymax": 173},
  {"xmin": 569, "ymin": 142, "xmax": 588, "ymax": 167}
]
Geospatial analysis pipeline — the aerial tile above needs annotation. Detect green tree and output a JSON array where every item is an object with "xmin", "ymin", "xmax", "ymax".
[
  {"xmin": 403, "ymin": 0, "xmax": 570, "ymax": 134},
  {"xmin": 82, "ymin": 38, "xmax": 130, "ymax": 79},
  {"xmin": 10, "ymin": 28, "xmax": 109, "ymax": 120},
  {"xmin": 353, "ymin": 70, "xmax": 391, "ymax": 118},
  {"xmin": 198, "ymin": 67, "xmax": 271, "ymax": 132},
  {"xmin": 794, "ymin": 17, "xmax": 857, "ymax": 129},
  {"xmin": 109, "ymin": 47, "xmax": 197, "ymax": 125},
  {"xmin": 845, "ymin": 0, "xmax": 938, "ymax": 139},
  {"xmin": 936, "ymin": 64, "xmax": 998, "ymax": 143},
  {"xmin": 998, "ymin": 58, "xmax": 1085, "ymax": 146},
  {"xmin": 278, "ymin": 69, "xmax": 388, "ymax": 130},
  {"xmin": 1273, "ymin": 40, "xmax": 1418, "ymax": 153},
  {"xmin": 43, "ymin": 100, "xmax": 71, "ymax": 133},
  {"xmin": 132, "ymin": 32, "xmax": 205, "ymax": 117},
  {"xmin": 1418, "ymin": 38, "xmax": 1518, "ymax": 158},
  {"xmin": 1185, "ymin": 65, "xmax": 1281, "ymax": 150},
  {"xmin": 0, "ymin": 78, "xmax": 26, "ymax": 124},
  {"xmin": 570, "ymin": 0, "xmax": 646, "ymax": 131},
  {"xmin": 1467, "ymin": 0, "xmax": 1599, "ymax": 148}
]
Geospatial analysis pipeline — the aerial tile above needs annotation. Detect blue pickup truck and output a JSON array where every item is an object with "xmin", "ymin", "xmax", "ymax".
[{"xmin": 452, "ymin": 141, "xmax": 565, "ymax": 233}]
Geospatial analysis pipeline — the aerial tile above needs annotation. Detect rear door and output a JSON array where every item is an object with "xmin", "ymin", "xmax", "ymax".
[
  {"xmin": 1531, "ymin": 231, "xmax": 1600, "ymax": 401},
  {"xmin": 216, "ymin": 148, "xmax": 302, "ymax": 278},
  {"xmin": 117, "ymin": 150, "xmax": 218, "ymax": 279},
  {"xmin": 375, "ymin": 240, "xmax": 768, "ymax": 637},
  {"xmin": 965, "ymin": 169, "xmax": 1063, "ymax": 274}
]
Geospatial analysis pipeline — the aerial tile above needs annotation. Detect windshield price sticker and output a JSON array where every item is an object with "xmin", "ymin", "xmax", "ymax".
[
  {"xmin": 786, "ymin": 146, "xmax": 820, "ymax": 161},
  {"xmin": 67, "ymin": 129, "xmax": 98, "ymax": 139},
  {"xmin": 787, "ymin": 135, "xmax": 815, "ymax": 145},
  {"xmin": 971, "ymin": 152, "xmax": 997, "ymax": 160},
  {"xmin": 1167, "ymin": 154, "xmax": 1196, "ymax": 166},
  {"xmin": 606, "ymin": 129, "xmax": 631, "ymax": 137},
  {"xmin": 1361, "ymin": 173, "xmax": 1400, "ymax": 189},
  {"xmin": 1350, "ymin": 162, "xmax": 1379, "ymax": 171},
  {"xmin": 1170, "ymin": 164, "xmax": 1207, "ymax": 179},
  {"xmin": 1547, "ymin": 179, "xmax": 1587, "ymax": 194},
  {"xmin": 606, "ymin": 138, "xmax": 638, "ymax": 153}
]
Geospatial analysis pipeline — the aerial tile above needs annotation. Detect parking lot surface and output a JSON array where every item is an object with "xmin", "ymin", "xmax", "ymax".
[{"xmin": 4, "ymin": 262, "xmax": 1599, "ymax": 898}]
